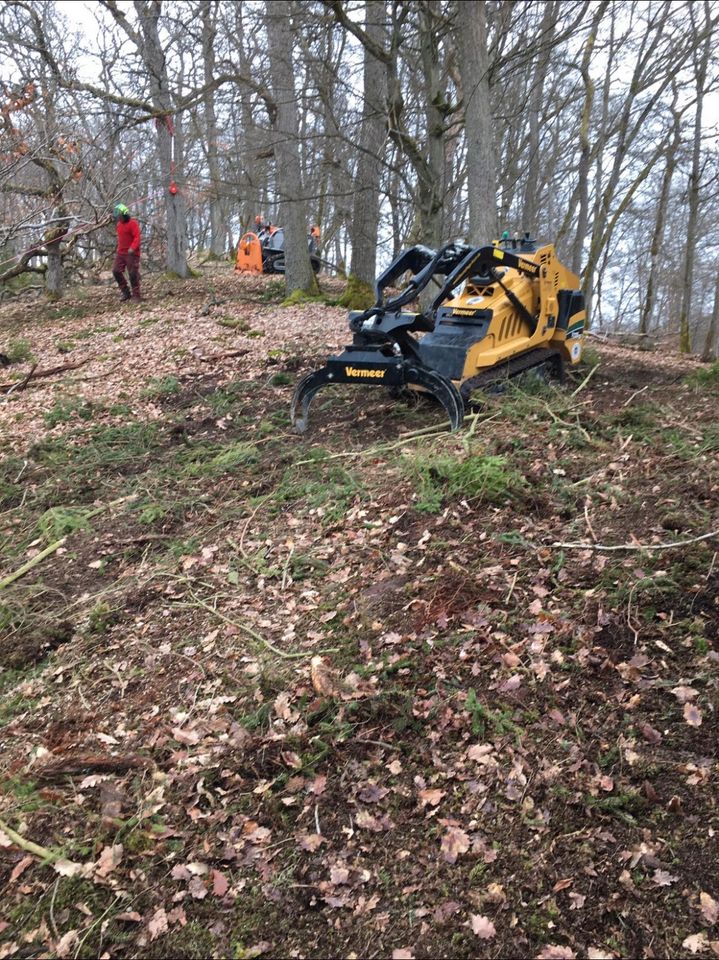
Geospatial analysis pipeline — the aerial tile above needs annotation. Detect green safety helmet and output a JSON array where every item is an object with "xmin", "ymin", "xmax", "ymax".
[{"xmin": 113, "ymin": 203, "xmax": 129, "ymax": 219}]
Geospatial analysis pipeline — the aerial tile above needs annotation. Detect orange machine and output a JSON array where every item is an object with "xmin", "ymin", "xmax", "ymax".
[
  {"xmin": 235, "ymin": 231, "xmax": 264, "ymax": 274},
  {"xmin": 235, "ymin": 217, "xmax": 321, "ymax": 275}
]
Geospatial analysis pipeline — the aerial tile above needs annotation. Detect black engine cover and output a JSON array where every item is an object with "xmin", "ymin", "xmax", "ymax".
[{"xmin": 418, "ymin": 310, "xmax": 491, "ymax": 381}]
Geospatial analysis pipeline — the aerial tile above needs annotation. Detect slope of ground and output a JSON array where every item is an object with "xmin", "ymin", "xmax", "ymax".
[{"xmin": 1, "ymin": 271, "xmax": 718, "ymax": 960}]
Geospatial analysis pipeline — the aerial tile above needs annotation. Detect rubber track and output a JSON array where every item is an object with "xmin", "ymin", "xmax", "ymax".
[{"xmin": 459, "ymin": 347, "xmax": 562, "ymax": 403}]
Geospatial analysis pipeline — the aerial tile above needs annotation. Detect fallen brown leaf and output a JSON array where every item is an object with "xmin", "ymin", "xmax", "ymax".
[
  {"xmin": 440, "ymin": 825, "xmax": 470, "ymax": 864},
  {"xmin": 700, "ymin": 891, "xmax": 719, "ymax": 925},
  {"xmin": 148, "ymin": 907, "xmax": 168, "ymax": 941},
  {"xmin": 418, "ymin": 787, "xmax": 445, "ymax": 807},
  {"xmin": 684, "ymin": 703, "xmax": 703, "ymax": 727},
  {"xmin": 94, "ymin": 843, "xmax": 123, "ymax": 878},
  {"xmin": 212, "ymin": 869, "xmax": 229, "ymax": 897},
  {"xmin": 310, "ymin": 656, "xmax": 340, "ymax": 697},
  {"xmin": 55, "ymin": 930, "xmax": 79, "ymax": 959},
  {"xmin": 682, "ymin": 932, "xmax": 708, "ymax": 954},
  {"xmin": 470, "ymin": 914, "xmax": 496, "ymax": 939},
  {"xmin": 9, "ymin": 855, "xmax": 33, "ymax": 883},
  {"xmin": 297, "ymin": 832, "xmax": 324, "ymax": 852}
]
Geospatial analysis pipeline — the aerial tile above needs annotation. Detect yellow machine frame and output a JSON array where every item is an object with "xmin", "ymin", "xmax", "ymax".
[{"xmin": 442, "ymin": 243, "xmax": 585, "ymax": 381}]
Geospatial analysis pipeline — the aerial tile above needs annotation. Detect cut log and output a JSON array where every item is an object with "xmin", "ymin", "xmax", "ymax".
[{"xmin": 0, "ymin": 356, "xmax": 93, "ymax": 393}]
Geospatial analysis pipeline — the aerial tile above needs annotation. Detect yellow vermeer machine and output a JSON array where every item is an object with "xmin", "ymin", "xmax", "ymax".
[{"xmin": 291, "ymin": 233, "xmax": 586, "ymax": 432}]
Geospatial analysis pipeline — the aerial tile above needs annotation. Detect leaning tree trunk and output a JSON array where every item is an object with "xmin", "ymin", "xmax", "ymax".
[
  {"xmin": 343, "ymin": 0, "xmax": 387, "ymax": 306},
  {"xmin": 265, "ymin": 0, "xmax": 319, "ymax": 297},
  {"xmin": 455, "ymin": 0, "xmax": 496, "ymax": 244}
]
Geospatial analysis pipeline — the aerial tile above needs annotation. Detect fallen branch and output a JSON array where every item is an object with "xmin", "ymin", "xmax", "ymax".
[
  {"xmin": 0, "ymin": 495, "xmax": 136, "ymax": 591},
  {"xmin": 35, "ymin": 753, "xmax": 153, "ymax": 781},
  {"xmin": 570, "ymin": 363, "xmax": 600, "ymax": 397},
  {"xmin": 583, "ymin": 500, "xmax": 597, "ymax": 542},
  {"xmin": 0, "ymin": 356, "xmax": 93, "ymax": 394},
  {"xmin": 198, "ymin": 294, "xmax": 228, "ymax": 316},
  {"xmin": 292, "ymin": 409, "xmax": 497, "ymax": 468},
  {"xmin": 622, "ymin": 384, "xmax": 649, "ymax": 406},
  {"xmin": 551, "ymin": 529, "xmax": 719, "ymax": 552},
  {"xmin": 72, "ymin": 359, "xmax": 123, "ymax": 383},
  {"xmin": 0, "ymin": 815, "xmax": 59, "ymax": 862},
  {"xmin": 0, "ymin": 537, "xmax": 66, "ymax": 591},
  {"xmin": 540, "ymin": 399, "xmax": 592, "ymax": 443},
  {"xmin": 6, "ymin": 363, "xmax": 37, "ymax": 395},
  {"xmin": 196, "ymin": 348, "xmax": 249, "ymax": 363},
  {"xmin": 184, "ymin": 590, "xmax": 317, "ymax": 660},
  {"xmin": 113, "ymin": 533, "xmax": 173, "ymax": 546},
  {"xmin": 175, "ymin": 580, "xmax": 338, "ymax": 660},
  {"xmin": 353, "ymin": 738, "xmax": 397, "ymax": 751}
]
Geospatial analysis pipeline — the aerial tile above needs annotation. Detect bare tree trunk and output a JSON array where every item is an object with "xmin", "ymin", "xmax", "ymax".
[
  {"xmin": 40, "ymin": 167, "xmax": 68, "ymax": 303},
  {"xmin": 455, "ymin": 0, "xmax": 496, "ymax": 243},
  {"xmin": 346, "ymin": 0, "xmax": 386, "ymax": 298},
  {"xmin": 388, "ymin": 148, "xmax": 402, "ymax": 260},
  {"xmin": 417, "ymin": 1, "xmax": 445, "ymax": 249},
  {"xmin": 639, "ymin": 98, "xmax": 680, "ymax": 336},
  {"xmin": 132, "ymin": 1, "xmax": 189, "ymax": 278},
  {"xmin": 200, "ymin": 0, "xmax": 225, "ymax": 258},
  {"xmin": 521, "ymin": 2, "xmax": 557, "ymax": 233},
  {"xmin": 233, "ymin": 4, "xmax": 273, "ymax": 233},
  {"xmin": 572, "ymin": 1, "xmax": 608, "ymax": 276},
  {"xmin": 679, "ymin": 3, "xmax": 712, "ymax": 354},
  {"xmin": 45, "ymin": 236, "xmax": 64, "ymax": 299},
  {"xmin": 701, "ymin": 269, "xmax": 719, "ymax": 361},
  {"xmin": 589, "ymin": 13, "xmax": 616, "ymax": 320},
  {"xmin": 32, "ymin": 70, "xmax": 69, "ymax": 300},
  {"xmin": 265, "ymin": 0, "xmax": 319, "ymax": 297},
  {"xmin": 310, "ymin": 22, "xmax": 346, "ymax": 267}
]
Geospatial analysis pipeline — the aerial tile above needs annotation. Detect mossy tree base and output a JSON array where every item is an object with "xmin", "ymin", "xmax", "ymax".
[
  {"xmin": 280, "ymin": 287, "xmax": 323, "ymax": 307},
  {"xmin": 162, "ymin": 266, "xmax": 201, "ymax": 280},
  {"xmin": 337, "ymin": 274, "xmax": 375, "ymax": 310}
]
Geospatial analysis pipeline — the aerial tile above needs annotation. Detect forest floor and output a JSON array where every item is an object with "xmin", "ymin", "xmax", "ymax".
[{"xmin": 0, "ymin": 268, "xmax": 718, "ymax": 960}]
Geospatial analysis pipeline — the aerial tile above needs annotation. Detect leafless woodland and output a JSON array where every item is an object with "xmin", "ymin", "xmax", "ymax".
[{"xmin": 1, "ymin": 1, "xmax": 718, "ymax": 354}]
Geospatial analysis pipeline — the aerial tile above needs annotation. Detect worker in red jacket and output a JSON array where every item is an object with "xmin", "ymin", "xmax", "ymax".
[{"xmin": 112, "ymin": 203, "xmax": 141, "ymax": 301}]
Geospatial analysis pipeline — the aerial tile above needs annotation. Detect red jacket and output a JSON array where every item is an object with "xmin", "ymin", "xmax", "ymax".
[{"xmin": 116, "ymin": 218, "xmax": 141, "ymax": 256}]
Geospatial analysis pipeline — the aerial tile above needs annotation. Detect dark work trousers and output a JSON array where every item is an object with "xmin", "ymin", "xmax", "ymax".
[{"xmin": 112, "ymin": 252, "xmax": 141, "ymax": 297}]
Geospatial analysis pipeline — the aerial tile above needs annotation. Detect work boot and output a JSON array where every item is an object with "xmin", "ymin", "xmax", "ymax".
[{"xmin": 119, "ymin": 288, "xmax": 131, "ymax": 301}]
